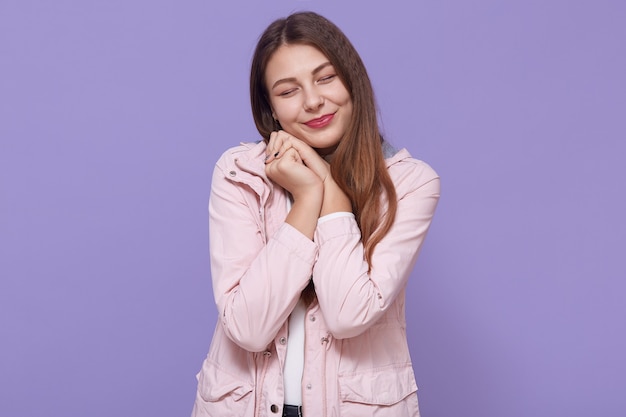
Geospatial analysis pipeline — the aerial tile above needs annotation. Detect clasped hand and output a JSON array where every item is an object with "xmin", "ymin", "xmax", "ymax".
[
  {"xmin": 264, "ymin": 131, "xmax": 329, "ymax": 201},
  {"xmin": 264, "ymin": 131, "xmax": 352, "ymax": 217}
]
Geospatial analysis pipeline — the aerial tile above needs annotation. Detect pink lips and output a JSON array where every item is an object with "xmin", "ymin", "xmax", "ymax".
[{"xmin": 304, "ymin": 113, "xmax": 334, "ymax": 128}]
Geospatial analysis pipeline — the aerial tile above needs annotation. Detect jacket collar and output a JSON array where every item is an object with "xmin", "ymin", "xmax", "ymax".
[
  {"xmin": 383, "ymin": 141, "xmax": 411, "ymax": 167},
  {"xmin": 223, "ymin": 141, "xmax": 268, "ymax": 178}
]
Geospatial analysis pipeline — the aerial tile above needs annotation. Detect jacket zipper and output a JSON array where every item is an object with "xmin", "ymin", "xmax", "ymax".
[
  {"xmin": 320, "ymin": 333, "xmax": 331, "ymax": 417},
  {"xmin": 302, "ymin": 330, "xmax": 306, "ymax": 416},
  {"xmin": 255, "ymin": 350, "xmax": 272, "ymax": 417}
]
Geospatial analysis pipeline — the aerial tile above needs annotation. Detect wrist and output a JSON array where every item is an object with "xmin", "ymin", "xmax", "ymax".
[
  {"xmin": 321, "ymin": 178, "xmax": 352, "ymax": 216},
  {"xmin": 286, "ymin": 189, "xmax": 323, "ymax": 240}
]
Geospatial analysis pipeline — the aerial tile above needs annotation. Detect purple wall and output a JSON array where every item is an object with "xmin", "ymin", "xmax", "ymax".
[{"xmin": 1, "ymin": 1, "xmax": 624, "ymax": 416}]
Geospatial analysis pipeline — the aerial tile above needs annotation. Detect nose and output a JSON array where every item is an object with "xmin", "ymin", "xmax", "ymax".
[{"xmin": 303, "ymin": 87, "xmax": 324, "ymax": 111}]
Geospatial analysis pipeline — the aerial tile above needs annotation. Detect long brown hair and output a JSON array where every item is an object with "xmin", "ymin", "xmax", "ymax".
[{"xmin": 250, "ymin": 11, "xmax": 397, "ymax": 269}]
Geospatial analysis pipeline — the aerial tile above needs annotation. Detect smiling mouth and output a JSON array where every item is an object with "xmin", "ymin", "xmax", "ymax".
[{"xmin": 304, "ymin": 113, "xmax": 334, "ymax": 128}]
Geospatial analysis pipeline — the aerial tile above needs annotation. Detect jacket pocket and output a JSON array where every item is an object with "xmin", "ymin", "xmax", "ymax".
[
  {"xmin": 192, "ymin": 359, "xmax": 254, "ymax": 417},
  {"xmin": 338, "ymin": 364, "xmax": 420, "ymax": 417}
]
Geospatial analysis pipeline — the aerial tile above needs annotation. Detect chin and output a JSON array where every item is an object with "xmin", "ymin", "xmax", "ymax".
[{"xmin": 307, "ymin": 133, "xmax": 342, "ymax": 149}]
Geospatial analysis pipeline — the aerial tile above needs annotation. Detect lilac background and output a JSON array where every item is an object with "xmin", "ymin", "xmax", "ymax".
[{"xmin": 1, "ymin": 0, "xmax": 625, "ymax": 416}]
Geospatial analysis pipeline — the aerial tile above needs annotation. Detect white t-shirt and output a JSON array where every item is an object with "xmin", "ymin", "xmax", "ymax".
[
  {"xmin": 282, "ymin": 193, "xmax": 355, "ymax": 405},
  {"xmin": 283, "ymin": 298, "xmax": 306, "ymax": 405}
]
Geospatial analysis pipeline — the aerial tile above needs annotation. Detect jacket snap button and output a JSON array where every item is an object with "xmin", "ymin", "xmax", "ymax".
[
  {"xmin": 229, "ymin": 170, "xmax": 236, "ymax": 177},
  {"xmin": 279, "ymin": 337, "xmax": 286, "ymax": 345},
  {"xmin": 306, "ymin": 383, "xmax": 312, "ymax": 389},
  {"xmin": 309, "ymin": 315, "xmax": 316, "ymax": 322},
  {"xmin": 270, "ymin": 404, "xmax": 279, "ymax": 413}
]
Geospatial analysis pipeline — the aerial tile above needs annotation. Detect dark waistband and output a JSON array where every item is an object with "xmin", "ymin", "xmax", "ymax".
[{"xmin": 283, "ymin": 404, "xmax": 302, "ymax": 417}]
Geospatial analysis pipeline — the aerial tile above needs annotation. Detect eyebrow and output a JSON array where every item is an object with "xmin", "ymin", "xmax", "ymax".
[{"xmin": 271, "ymin": 62, "xmax": 333, "ymax": 90}]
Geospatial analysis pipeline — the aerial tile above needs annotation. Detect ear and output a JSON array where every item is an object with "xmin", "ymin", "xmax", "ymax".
[{"xmin": 272, "ymin": 113, "xmax": 282, "ymax": 131}]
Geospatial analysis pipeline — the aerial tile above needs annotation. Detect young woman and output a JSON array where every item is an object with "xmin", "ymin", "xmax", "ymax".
[{"xmin": 192, "ymin": 11, "xmax": 440, "ymax": 417}]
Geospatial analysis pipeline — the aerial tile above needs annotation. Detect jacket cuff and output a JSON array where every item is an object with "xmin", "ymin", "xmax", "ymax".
[
  {"xmin": 274, "ymin": 222, "xmax": 319, "ymax": 265},
  {"xmin": 315, "ymin": 215, "xmax": 361, "ymax": 245}
]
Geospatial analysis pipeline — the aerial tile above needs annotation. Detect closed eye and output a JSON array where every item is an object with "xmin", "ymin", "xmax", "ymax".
[
  {"xmin": 318, "ymin": 74, "xmax": 336, "ymax": 83},
  {"xmin": 278, "ymin": 88, "xmax": 298, "ymax": 97}
]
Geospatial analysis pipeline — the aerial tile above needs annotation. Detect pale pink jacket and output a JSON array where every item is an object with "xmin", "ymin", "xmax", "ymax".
[{"xmin": 192, "ymin": 141, "xmax": 440, "ymax": 417}]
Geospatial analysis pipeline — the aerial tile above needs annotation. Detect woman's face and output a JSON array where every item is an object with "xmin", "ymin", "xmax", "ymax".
[{"xmin": 264, "ymin": 43, "xmax": 353, "ymax": 155}]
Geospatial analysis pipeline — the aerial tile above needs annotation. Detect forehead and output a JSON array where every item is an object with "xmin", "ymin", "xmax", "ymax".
[{"xmin": 265, "ymin": 44, "xmax": 331, "ymax": 82}]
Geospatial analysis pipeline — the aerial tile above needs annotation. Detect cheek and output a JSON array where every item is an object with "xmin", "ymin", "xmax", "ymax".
[
  {"xmin": 341, "ymin": 96, "xmax": 353, "ymax": 119},
  {"xmin": 333, "ymin": 89, "xmax": 352, "ymax": 107},
  {"xmin": 273, "ymin": 102, "xmax": 300, "ymax": 123},
  {"xmin": 342, "ymin": 90, "xmax": 352, "ymax": 106}
]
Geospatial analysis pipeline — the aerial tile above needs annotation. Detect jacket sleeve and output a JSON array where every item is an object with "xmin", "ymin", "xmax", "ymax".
[
  {"xmin": 312, "ymin": 160, "xmax": 440, "ymax": 339},
  {"xmin": 208, "ymin": 162, "xmax": 317, "ymax": 352}
]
